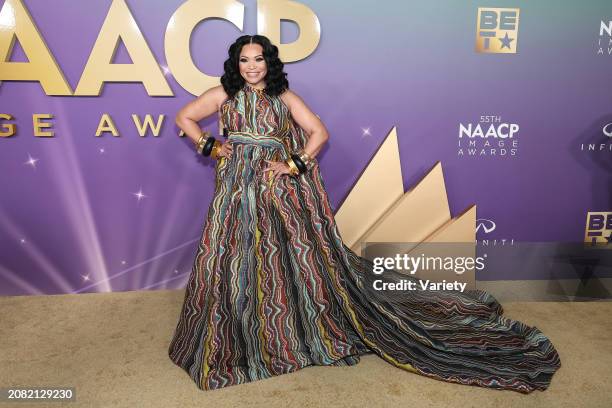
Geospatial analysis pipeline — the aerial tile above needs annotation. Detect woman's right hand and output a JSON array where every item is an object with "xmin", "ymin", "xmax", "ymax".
[{"xmin": 217, "ymin": 141, "xmax": 233, "ymax": 159}]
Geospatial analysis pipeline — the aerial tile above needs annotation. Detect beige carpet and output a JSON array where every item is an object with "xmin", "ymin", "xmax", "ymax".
[{"xmin": 0, "ymin": 290, "xmax": 610, "ymax": 408}]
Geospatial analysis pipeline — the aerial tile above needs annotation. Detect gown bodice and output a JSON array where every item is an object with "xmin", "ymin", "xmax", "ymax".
[{"xmin": 220, "ymin": 83, "xmax": 292, "ymax": 142}]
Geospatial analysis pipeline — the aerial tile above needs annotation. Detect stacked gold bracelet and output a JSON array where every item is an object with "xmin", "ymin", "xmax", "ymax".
[
  {"xmin": 297, "ymin": 150, "xmax": 313, "ymax": 167},
  {"xmin": 286, "ymin": 157, "xmax": 300, "ymax": 176},
  {"xmin": 285, "ymin": 149, "xmax": 314, "ymax": 176},
  {"xmin": 194, "ymin": 130, "xmax": 222, "ymax": 159}
]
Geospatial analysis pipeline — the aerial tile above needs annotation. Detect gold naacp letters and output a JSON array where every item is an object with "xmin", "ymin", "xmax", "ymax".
[
  {"xmin": 0, "ymin": 113, "xmax": 166, "ymax": 137},
  {"xmin": 0, "ymin": 0, "xmax": 321, "ymax": 96}
]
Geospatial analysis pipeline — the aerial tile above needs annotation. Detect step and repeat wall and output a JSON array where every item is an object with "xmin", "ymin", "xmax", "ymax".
[{"xmin": 0, "ymin": 0, "xmax": 610, "ymax": 295}]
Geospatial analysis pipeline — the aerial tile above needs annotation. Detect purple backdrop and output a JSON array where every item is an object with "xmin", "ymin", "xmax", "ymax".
[{"xmin": 1, "ymin": 0, "xmax": 611, "ymax": 295}]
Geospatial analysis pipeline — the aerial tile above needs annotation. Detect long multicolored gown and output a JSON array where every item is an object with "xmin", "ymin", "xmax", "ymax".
[{"xmin": 168, "ymin": 83, "xmax": 561, "ymax": 393}]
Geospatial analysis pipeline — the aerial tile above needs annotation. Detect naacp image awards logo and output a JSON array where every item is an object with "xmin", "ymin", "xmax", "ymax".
[
  {"xmin": 597, "ymin": 20, "xmax": 612, "ymax": 56},
  {"xmin": 457, "ymin": 115, "xmax": 519, "ymax": 158}
]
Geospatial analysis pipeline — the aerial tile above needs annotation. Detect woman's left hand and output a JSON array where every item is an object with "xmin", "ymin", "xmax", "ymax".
[{"xmin": 263, "ymin": 160, "xmax": 292, "ymax": 182}]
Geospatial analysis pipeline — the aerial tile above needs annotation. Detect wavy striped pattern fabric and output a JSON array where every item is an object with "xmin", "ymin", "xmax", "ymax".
[{"xmin": 168, "ymin": 83, "xmax": 561, "ymax": 393}]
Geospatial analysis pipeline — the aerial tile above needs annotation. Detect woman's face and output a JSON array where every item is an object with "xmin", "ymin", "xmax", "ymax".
[{"xmin": 239, "ymin": 43, "xmax": 267, "ymax": 88}]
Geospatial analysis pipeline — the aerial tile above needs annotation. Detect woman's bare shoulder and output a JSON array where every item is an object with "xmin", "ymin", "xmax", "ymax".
[
  {"xmin": 279, "ymin": 88, "xmax": 304, "ymax": 111},
  {"xmin": 210, "ymin": 85, "xmax": 230, "ymax": 109}
]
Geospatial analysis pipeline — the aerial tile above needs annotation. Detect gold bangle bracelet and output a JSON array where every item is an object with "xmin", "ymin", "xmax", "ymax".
[
  {"xmin": 195, "ymin": 133, "xmax": 205, "ymax": 147},
  {"xmin": 294, "ymin": 149, "xmax": 315, "ymax": 171},
  {"xmin": 210, "ymin": 140, "xmax": 223, "ymax": 160},
  {"xmin": 298, "ymin": 149, "xmax": 312, "ymax": 163},
  {"xmin": 285, "ymin": 157, "xmax": 300, "ymax": 176},
  {"xmin": 196, "ymin": 140, "xmax": 206, "ymax": 155},
  {"xmin": 195, "ymin": 131, "xmax": 210, "ymax": 146},
  {"xmin": 196, "ymin": 132, "xmax": 214, "ymax": 155}
]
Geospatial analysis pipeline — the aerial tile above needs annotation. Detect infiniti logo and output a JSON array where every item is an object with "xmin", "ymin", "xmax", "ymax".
[
  {"xmin": 603, "ymin": 123, "xmax": 612, "ymax": 138},
  {"xmin": 476, "ymin": 218, "xmax": 496, "ymax": 234}
]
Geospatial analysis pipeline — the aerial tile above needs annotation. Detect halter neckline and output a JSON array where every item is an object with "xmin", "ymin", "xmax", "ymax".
[{"xmin": 243, "ymin": 82, "xmax": 266, "ymax": 94}]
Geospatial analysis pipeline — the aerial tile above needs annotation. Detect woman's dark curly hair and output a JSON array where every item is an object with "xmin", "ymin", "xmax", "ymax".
[{"xmin": 220, "ymin": 35, "xmax": 289, "ymax": 99}]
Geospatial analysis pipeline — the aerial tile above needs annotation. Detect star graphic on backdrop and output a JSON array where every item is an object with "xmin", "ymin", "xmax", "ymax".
[
  {"xmin": 499, "ymin": 33, "xmax": 514, "ymax": 49},
  {"xmin": 121, "ymin": 260, "xmax": 127, "ymax": 265},
  {"xmin": 24, "ymin": 153, "xmax": 39, "ymax": 169},
  {"xmin": 361, "ymin": 127, "xmax": 371, "ymax": 138},
  {"xmin": 161, "ymin": 64, "xmax": 170, "ymax": 76},
  {"xmin": 99, "ymin": 147, "xmax": 105, "ymax": 154},
  {"xmin": 20, "ymin": 238, "xmax": 26, "ymax": 244},
  {"xmin": 132, "ymin": 187, "xmax": 147, "ymax": 202},
  {"xmin": 81, "ymin": 274, "xmax": 90, "ymax": 282}
]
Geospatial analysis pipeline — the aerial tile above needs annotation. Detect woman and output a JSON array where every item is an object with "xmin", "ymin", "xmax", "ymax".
[{"xmin": 168, "ymin": 34, "xmax": 561, "ymax": 393}]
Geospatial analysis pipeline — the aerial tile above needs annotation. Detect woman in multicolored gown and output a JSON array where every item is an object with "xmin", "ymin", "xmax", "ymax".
[{"xmin": 168, "ymin": 35, "xmax": 561, "ymax": 393}]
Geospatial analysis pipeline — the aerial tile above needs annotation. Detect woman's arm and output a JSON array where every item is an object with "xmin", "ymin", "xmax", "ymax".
[
  {"xmin": 176, "ymin": 85, "xmax": 228, "ymax": 144},
  {"xmin": 280, "ymin": 90, "xmax": 329, "ymax": 159}
]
